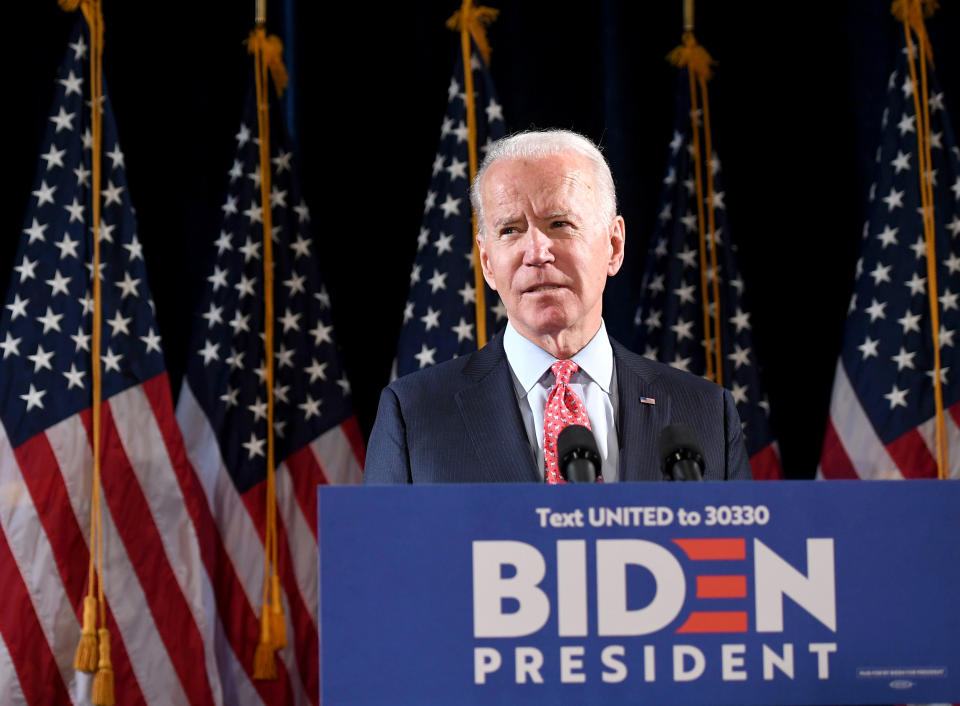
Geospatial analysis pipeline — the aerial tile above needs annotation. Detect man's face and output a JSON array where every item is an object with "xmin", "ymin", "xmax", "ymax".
[{"xmin": 477, "ymin": 152, "xmax": 625, "ymax": 352}]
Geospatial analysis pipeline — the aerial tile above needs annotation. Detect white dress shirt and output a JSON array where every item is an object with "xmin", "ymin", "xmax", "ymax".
[{"xmin": 503, "ymin": 320, "xmax": 620, "ymax": 482}]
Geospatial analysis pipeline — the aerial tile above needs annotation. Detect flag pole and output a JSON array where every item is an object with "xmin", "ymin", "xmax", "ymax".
[
  {"xmin": 61, "ymin": 0, "xmax": 115, "ymax": 702},
  {"xmin": 247, "ymin": 0, "xmax": 292, "ymax": 678},
  {"xmin": 448, "ymin": 1, "xmax": 499, "ymax": 349},
  {"xmin": 700, "ymin": 63, "xmax": 723, "ymax": 387},
  {"xmin": 88, "ymin": 3, "xmax": 108, "ymax": 700},
  {"xmin": 668, "ymin": 3, "xmax": 721, "ymax": 383},
  {"xmin": 459, "ymin": 0, "xmax": 485, "ymax": 348},
  {"xmin": 895, "ymin": 0, "xmax": 948, "ymax": 478},
  {"xmin": 88, "ymin": 5, "xmax": 117, "ymax": 695}
]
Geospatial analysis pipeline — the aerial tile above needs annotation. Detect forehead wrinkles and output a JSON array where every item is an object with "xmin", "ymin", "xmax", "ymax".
[
  {"xmin": 557, "ymin": 169, "xmax": 594, "ymax": 205},
  {"xmin": 486, "ymin": 163, "xmax": 596, "ymax": 218}
]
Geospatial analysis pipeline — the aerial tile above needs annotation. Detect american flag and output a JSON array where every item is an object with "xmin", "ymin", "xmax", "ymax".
[
  {"xmin": 632, "ymin": 70, "xmax": 784, "ymax": 480},
  {"xmin": 174, "ymin": 58, "xmax": 365, "ymax": 704},
  {"xmin": 393, "ymin": 42, "xmax": 505, "ymax": 377},
  {"xmin": 0, "ymin": 17, "xmax": 221, "ymax": 705},
  {"xmin": 818, "ymin": 35, "xmax": 960, "ymax": 480}
]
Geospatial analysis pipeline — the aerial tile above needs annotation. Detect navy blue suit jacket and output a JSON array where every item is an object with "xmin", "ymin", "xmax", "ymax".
[{"xmin": 364, "ymin": 333, "xmax": 752, "ymax": 483}]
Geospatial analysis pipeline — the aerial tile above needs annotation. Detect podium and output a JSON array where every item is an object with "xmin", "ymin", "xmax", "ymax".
[{"xmin": 318, "ymin": 480, "xmax": 960, "ymax": 704}]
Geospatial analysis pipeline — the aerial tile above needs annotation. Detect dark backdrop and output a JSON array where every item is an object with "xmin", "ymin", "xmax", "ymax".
[{"xmin": 9, "ymin": 2, "xmax": 960, "ymax": 479}]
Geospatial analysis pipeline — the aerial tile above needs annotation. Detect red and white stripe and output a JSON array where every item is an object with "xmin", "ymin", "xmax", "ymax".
[
  {"xmin": 819, "ymin": 360, "xmax": 960, "ymax": 479},
  {"xmin": 749, "ymin": 442, "xmax": 783, "ymax": 481},
  {"xmin": 0, "ymin": 372, "xmax": 220, "ymax": 704},
  {"xmin": 0, "ymin": 633, "xmax": 29, "ymax": 705},
  {"xmin": 176, "ymin": 381, "xmax": 364, "ymax": 706}
]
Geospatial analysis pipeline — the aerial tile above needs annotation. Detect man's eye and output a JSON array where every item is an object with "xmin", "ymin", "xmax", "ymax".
[
  {"xmin": 551, "ymin": 220, "xmax": 569, "ymax": 228},
  {"xmin": 500, "ymin": 227, "xmax": 518, "ymax": 236}
]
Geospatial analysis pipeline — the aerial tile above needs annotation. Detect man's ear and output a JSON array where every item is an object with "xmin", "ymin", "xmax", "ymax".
[
  {"xmin": 477, "ymin": 232, "xmax": 498, "ymax": 291},
  {"xmin": 607, "ymin": 215, "xmax": 625, "ymax": 276}
]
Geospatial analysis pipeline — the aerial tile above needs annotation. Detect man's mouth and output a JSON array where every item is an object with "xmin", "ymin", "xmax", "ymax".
[{"xmin": 526, "ymin": 285, "xmax": 562, "ymax": 293}]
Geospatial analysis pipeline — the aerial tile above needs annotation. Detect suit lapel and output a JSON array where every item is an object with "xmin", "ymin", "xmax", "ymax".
[
  {"xmin": 613, "ymin": 340, "xmax": 669, "ymax": 482},
  {"xmin": 456, "ymin": 335, "xmax": 540, "ymax": 482}
]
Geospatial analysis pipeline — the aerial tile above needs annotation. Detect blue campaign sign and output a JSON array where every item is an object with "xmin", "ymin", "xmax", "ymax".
[{"xmin": 318, "ymin": 480, "xmax": 960, "ymax": 705}]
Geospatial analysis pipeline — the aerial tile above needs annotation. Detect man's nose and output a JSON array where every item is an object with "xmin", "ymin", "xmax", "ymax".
[{"xmin": 522, "ymin": 226, "xmax": 554, "ymax": 266}]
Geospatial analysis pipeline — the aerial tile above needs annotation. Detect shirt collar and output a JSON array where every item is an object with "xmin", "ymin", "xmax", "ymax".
[{"xmin": 503, "ymin": 320, "xmax": 614, "ymax": 395}]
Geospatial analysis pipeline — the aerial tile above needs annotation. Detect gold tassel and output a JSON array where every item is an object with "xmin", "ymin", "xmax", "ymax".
[
  {"xmin": 73, "ymin": 595, "xmax": 99, "ymax": 672},
  {"xmin": 92, "ymin": 628, "xmax": 114, "ymax": 706},
  {"xmin": 58, "ymin": 0, "xmax": 82, "ymax": 10},
  {"xmin": 269, "ymin": 575, "xmax": 287, "ymax": 649},
  {"xmin": 252, "ymin": 610, "xmax": 277, "ymax": 680}
]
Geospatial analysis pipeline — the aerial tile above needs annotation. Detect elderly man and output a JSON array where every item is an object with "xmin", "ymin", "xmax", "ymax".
[{"xmin": 365, "ymin": 129, "xmax": 751, "ymax": 483}]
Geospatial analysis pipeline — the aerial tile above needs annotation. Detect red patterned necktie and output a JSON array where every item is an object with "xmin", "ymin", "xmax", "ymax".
[{"xmin": 543, "ymin": 360, "xmax": 592, "ymax": 484}]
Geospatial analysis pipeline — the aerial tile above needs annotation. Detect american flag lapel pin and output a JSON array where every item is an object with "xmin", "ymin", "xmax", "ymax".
[{"xmin": 640, "ymin": 396, "xmax": 656, "ymax": 405}]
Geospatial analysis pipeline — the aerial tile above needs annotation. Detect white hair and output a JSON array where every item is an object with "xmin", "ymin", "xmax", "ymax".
[{"xmin": 470, "ymin": 129, "xmax": 617, "ymax": 238}]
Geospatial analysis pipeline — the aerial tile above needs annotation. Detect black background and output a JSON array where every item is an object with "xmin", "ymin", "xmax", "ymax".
[{"xmin": 8, "ymin": 1, "xmax": 960, "ymax": 479}]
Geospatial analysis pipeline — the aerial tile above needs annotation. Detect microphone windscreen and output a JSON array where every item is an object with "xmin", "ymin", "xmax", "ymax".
[
  {"xmin": 658, "ymin": 423, "xmax": 704, "ymax": 463},
  {"xmin": 557, "ymin": 424, "xmax": 599, "ymax": 463}
]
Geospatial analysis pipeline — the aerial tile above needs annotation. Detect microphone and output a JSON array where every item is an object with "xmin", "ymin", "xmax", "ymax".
[
  {"xmin": 659, "ymin": 424, "xmax": 705, "ymax": 481},
  {"xmin": 557, "ymin": 424, "xmax": 601, "ymax": 483}
]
